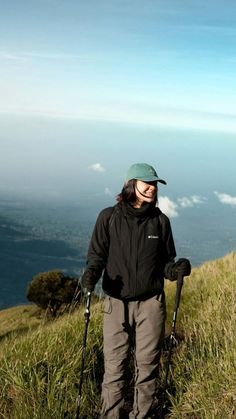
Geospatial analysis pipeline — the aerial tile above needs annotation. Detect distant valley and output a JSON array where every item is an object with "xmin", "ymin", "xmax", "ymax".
[
  {"xmin": 1, "ymin": 193, "xmax": 236, "ymax": 309},
  {"xmin": 0, "ymin": 198, "xmax": 96, "ymax": 309}
]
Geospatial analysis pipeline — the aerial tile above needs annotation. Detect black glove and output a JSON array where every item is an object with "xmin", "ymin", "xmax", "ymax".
[
  {"xmin": 165, "ymin": 258, "xmax": 191, "ymax": 281},
  {"xmin": 81, "ymin": 270, "xmax": 97, "ymax": 292}
]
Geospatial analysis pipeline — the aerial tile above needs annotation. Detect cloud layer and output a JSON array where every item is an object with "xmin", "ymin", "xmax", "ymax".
[
  {"xmin": 158, "ymin": 191, "xmax": 236, "ymax": 218},
  {"xmin": 214, "ymin": 191, "xmax": 236, "ymax": 206},
  {"xmin": 178, "ymin": 195, "xmax": 206, "ymax": 208},
  {"xmin": 158, "ymin": 196, "xmax": 179, "ymax": 218},
  {"xmin": 158, "ymin": 194, "xmax": 206, "ymax": 218}
]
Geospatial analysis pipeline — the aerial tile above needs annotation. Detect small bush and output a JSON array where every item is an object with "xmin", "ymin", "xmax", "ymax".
[{"xmin": 26, "ymin": 270, "xmax": 81, "ymax": 316}]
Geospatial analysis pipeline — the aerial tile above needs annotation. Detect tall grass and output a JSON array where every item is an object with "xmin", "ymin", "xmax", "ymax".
[
  {"xmin": 0, "ymin": 300, "xmax": 103, "ymax": 418},
  {"xmin": 167, "ymin": 252, "xmax": 236, "ymax": 418},
  {"xmin": 0, "ymin": 252, "xmax": 236, "ymax": 418}
]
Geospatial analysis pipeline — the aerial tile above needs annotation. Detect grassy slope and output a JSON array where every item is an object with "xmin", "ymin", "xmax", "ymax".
[
  {"xmin": 0, "ymin": 305, "xmax": 42, "ymax": 340},
  {"xmin": 168, "ymin": 252, "xmax": 236, "ymax": 418},
  {"xmin": 0, "ymin": 252, "xmax": 235, "ymax": 418},
  {"xmin": 0, "ymin": 300, "xmax": 103, "ymax": 419}
]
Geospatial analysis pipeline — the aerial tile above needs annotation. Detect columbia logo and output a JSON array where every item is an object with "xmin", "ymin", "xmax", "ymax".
[{"xmin": 148, "ymin": 235, "xmax": 159, "ymax": 239}]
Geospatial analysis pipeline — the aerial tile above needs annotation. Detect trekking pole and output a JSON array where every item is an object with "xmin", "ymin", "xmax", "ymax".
[
  {"xmin": 160, "ymin": 273, "xmax": 184, "ymax": 418},
  {"xmin": 75, "ymin": 291, "xmax": 92, "ymax": 419}
]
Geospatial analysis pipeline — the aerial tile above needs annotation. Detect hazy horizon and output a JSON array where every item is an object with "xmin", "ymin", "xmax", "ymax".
[
  {"xmin": 1, "ymin": 188, "xmax": 236, "ymax": 310},
  {"xmin": 1, "ymin": 0, "xmax": 236, "ymax": 207},
  {"xmin": 1, "ymin": 114, "xmax": 236, "ymax": 208}
]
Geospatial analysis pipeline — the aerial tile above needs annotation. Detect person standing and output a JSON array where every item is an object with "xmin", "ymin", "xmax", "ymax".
[{"xmin": 82, "ymin": 163, "xmax": 191, "ymax": 419}]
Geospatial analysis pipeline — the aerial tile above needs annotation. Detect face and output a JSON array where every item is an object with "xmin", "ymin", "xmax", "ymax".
[{"xmin": 134, "ymin": 180, "xmax": 157, "ymax": 207}]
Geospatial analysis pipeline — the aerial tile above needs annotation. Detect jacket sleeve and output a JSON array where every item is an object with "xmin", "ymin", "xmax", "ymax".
[
  {"xmin": 85, "ymin": 208, "xmax": 111, "ymax": 285},
  {"xmin": 159, "ymin": 213, "xmax": 177, "ymax": 278}
]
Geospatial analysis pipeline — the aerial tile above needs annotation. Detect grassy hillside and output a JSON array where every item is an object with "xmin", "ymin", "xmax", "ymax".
[
  {"xmin": 0, "ymin": 252, "xmax": 236, "ymax": 418},
  {"xmin": 168, "ymin": 252, "xmax": 236, "ymax": 418}
]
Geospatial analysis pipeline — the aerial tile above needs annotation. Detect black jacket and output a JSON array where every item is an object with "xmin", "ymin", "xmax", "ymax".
[{"xmin": 86, "ymin": 202, "xmax": 176, "ymax": 300}]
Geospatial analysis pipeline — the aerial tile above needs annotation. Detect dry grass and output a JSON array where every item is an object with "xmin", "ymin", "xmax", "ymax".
[
  {"xmin": 166, "ymin": 252, "xmax": 236, "ymax": 418},
  {"xmin": 0, "ymin": 305, "xmax": 42, "ymax": 341}
]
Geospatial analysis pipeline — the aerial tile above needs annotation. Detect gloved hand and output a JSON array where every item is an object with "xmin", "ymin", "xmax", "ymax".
[
  {"xmin": 165, "ymin": 258, "xmax": 191, "ymax": 281},
  {"xmin": 81, "ymin": 270, "xmax": 96, "ymax": 292},
  {"xmin": 174, "ymin": 258, "xmax": 191, "ymax": 277}
]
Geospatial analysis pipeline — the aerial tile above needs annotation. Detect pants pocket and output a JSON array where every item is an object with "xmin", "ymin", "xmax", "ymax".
[
  {"xmin": 155, "ymin": 292, "xmax": 166, "ymax": 320},
  {"xmin": 103, "ymin": 296, "xmax": 112, "ymax": 314},
  {"xmin": 155, "ymin": 291, "xmax": 165, "ymax": 303}
]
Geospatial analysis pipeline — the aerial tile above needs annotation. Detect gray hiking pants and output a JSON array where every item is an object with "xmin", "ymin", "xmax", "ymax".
[{"xmin": 101, "ymin": 294, "xmax": 166, "ymax": 419}]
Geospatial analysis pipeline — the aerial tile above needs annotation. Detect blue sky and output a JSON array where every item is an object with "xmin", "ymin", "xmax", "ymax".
[
  {"xmin": 0, "ymin": 0, "xmax": 236, "ymax": 214},
  {"xmin": 1, "ymin": 0, "xmax": 236, "ymax": 129}
]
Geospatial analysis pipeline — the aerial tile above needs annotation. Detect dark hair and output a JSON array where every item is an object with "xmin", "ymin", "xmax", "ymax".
[
  {"xmin": 116, "ymin": 179, "xmax": 158, "ymax": 205},
  {"xmin": 116, "ymin": 179, "xmax": 137, "ymax": 204}
]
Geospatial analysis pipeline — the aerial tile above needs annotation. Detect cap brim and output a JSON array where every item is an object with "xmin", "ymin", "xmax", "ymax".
[
  {"xmin": 137, "ymin": 176, "xmax": 167, "ymax": 185},
  {"xmin": 157, "ymin": 178, "xmax": 167, "ymax": 185}
]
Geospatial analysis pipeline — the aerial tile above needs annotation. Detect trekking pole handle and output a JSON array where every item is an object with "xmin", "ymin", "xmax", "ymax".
[{"xmin": 84, "ymin": 291, "xmax": 91, "ymax": 319}]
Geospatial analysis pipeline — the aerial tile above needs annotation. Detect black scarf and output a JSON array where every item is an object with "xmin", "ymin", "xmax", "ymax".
[{"xmin": 122, "ymin": 202, "xmax": 156, "ymax": 219}]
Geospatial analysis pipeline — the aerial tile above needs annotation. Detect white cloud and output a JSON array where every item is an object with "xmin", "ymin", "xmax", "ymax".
[
  {"xmin": 214, "ymin": 191, "xmax": 236, "ymax": 207},
  {"xmin": 191, "ymin": 195, "xmax": 205, "ymax": 204},
  {"xmin": 88, "ymin": 163, "xmax": 106, "ymax": 173},
  {"xmin": 0, "ymin": 50, "xmax": 84, "ymax": 61},
  {"xmin": 0, "ymin": 52, "xmax": 20, "ymax": 60},
  {"xmin": 1, "ymin": 102, "xmax": 236, "ymax": 135},
  {"xmin": 158, "ymin": 194, "xmax": 206, "ymax": 217},
  {"xmin": 178, "ymin": 195, "xmax": 205, "ymax": 208},
  {"xmin": 158, "ymin": 196, "xmax": 179, "ymax": 218},
  {"xmin": 177, "ymin": 197, "xmax": 193, "ymax": 208},
  {"xmin": 105, "ymin": 187, "xmax": 113, "ymax": 197}
]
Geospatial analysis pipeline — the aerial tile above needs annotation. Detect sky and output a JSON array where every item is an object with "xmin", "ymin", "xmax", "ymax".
[{"xmin": 0, "ymin": 0, "xmax": 236, "ymax": 216}]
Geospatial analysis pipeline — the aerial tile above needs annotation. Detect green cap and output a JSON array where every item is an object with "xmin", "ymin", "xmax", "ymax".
[{"xmin": 126, "ymin": 163, "xmax": 167, "ymax": 184}]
